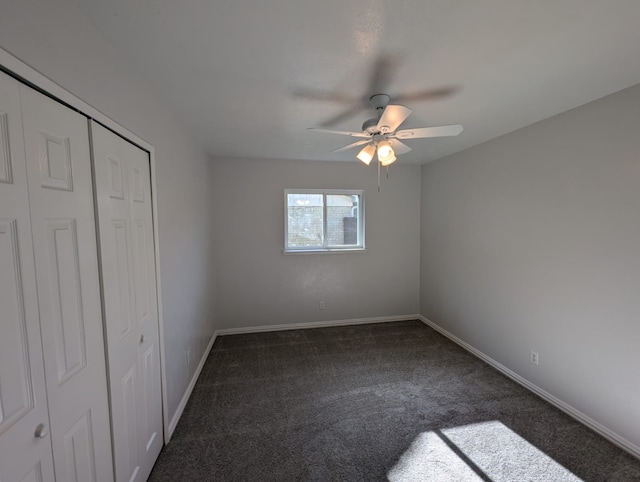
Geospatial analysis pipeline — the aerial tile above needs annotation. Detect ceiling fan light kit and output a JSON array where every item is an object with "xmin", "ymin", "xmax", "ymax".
[
  {"xmin": 356, "ymin": 143, "xmax": 376, "ymax": 165},
  {"xmin": 309, "ymin": 93, "xmax": 463, "ymax": 182},
  {"xmin": 380, "ymin": 152, "xmax": 397, "ymax": 167},
  {"xmin": 376, "ymin": 139, "xmax": 393, "ymax": 161}
]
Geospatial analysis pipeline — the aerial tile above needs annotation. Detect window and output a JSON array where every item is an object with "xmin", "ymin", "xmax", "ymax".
[{"xmin": 284, "ymin": 189, "xmax": 364, "ymax": 253}]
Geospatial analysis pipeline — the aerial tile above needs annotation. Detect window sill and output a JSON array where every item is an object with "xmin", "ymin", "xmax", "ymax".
[{"xmin": 282, "ymin": 248, "xmax": 367, "ymax": 255}]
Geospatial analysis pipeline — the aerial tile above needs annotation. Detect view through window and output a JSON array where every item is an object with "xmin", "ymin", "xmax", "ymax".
[{"xmin": 285, "ymin": 190, "xmax": 364, "ymax": 252}]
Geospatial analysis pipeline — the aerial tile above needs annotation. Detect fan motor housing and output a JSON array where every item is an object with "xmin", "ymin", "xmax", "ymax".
[
  {"xmin": 363, "ymin": 94, "xmax": 391, "ymax": 133},
  {"xmin": 362, "ymin": 117, "xmax": 379, "ymax": 134}
]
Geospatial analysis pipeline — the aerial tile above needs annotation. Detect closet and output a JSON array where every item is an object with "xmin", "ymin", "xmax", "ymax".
[{"xmin": 0, "ymin": 67, "xmax": 163, "ymax": 482}]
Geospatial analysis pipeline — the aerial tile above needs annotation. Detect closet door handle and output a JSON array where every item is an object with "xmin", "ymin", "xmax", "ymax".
[
  {"xmin": 34, "ymin": 423, "xmax": 49, "ymax": 439},
  {"xmin": 140, "ymin": 334, "xmax": 145, "ymax": 344}
]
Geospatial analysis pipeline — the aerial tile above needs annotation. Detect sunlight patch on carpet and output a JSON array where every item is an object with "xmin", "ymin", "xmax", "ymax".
[{"xmin": 388, "ymin": 421, "xmax": 583, "ymax": 482}]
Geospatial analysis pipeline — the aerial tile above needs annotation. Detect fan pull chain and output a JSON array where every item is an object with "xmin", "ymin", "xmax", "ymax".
[
  {"xmin": 386, "ymin": 166, "xmax": 389, "ymax": 179},
  {"xmin": 377, "ymin": 160, "xmax": 381, "ymax": 192}
]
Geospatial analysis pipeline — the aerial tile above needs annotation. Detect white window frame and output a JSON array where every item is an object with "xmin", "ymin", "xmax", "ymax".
[{"xmin": 284, "ymin": 189, "xmax": 365, "ymax": 253}]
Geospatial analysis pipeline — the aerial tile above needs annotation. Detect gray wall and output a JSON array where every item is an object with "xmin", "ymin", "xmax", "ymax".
[
  {"xmin": 212, "ymin": 158, "xmax": 421, "ymax": 328},
  {"xmin": 0, "ymin": 0, "xmax": 216, "ymax": 422},
  {"xmin": 420, "ymin": 83, "xmax": 640, "ymax": 450}
]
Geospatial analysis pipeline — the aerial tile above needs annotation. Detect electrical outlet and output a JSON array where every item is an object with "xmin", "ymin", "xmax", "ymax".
[
  {"xmin": 319, "ymin": 300, "xmax": 325, "ymax": 310},
  {"xmin": 530, "ymin": 350, "xmax": 539, "ymax": 365}
]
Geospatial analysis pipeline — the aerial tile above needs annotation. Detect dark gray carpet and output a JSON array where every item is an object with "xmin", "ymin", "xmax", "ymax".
[{"xmin": 149, "ymin": 320, "xmax": 640, "ymax": 481}]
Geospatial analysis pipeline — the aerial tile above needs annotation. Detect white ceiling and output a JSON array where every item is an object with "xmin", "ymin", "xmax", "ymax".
[{"xmin": 74, "ymin": 0, "xmax": 640, "ymax": 164}]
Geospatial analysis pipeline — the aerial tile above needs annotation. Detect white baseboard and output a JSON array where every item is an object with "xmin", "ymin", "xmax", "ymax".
[
  {"xmin": 215, "ymin": 314, "xmax": 421, "ymax": 335},
  {"xmin": 166, "ymin": 332, "xmax": 217, "ymax": 441},
  {"xmin": 418, "ymin": 315, "xmax": 640, "ymax": 460}
]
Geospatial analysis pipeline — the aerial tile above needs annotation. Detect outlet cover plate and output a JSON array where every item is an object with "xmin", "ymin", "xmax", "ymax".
[{"xmin": 530, "ymin": 351, "xmax": 539, "ymax": 365}]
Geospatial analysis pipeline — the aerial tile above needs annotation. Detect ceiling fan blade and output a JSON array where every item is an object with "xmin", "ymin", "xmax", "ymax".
[
  {"xmin": 376, "ymin": 105, "xmax": 412, "ymax": 134},
  {"xmin": 308, "ymin": 128, "xmax": 370, "ymax": 138},
  {"xmin": 293, "ymin": 87, "xmax": 356, "ymax": 104},
  {"xmin": 332, "ymin": 140, "xmax": 371, "ymax": 153},
  {"xmin": 395, "ymin": 124, "xmax": 463, "ymax": 139},
  {"xmin": 319, "ymin": 104, "xmax": 365, "ymax": 127},
  {"xmin": 388, "ymin": 138, "xmax": 412, "ymax": 155},
  {"xmin": 393, "ymin": 86, "xmax": 460, "ymax": 103},
  {"xmin": 368, "ymin": 52, "xmax": 401, "ymax": 94}
]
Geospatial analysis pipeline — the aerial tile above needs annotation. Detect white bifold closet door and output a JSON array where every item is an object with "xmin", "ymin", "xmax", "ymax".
[
  {"xmin": 0, "ymin": 71, "xmax": 114, "ymax": 481},
  {"xmin": 0, "ymin": 66, "xmax": 56, "ymax": 482},
  {"xmin": 91, "ymin": 121, "xmax": 163, "ymax": 482}
]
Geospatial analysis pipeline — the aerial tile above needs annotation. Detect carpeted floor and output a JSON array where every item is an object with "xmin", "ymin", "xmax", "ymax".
[{"xmin": 148, "ymin": 320, "xmax": 640, "ymax": 481}]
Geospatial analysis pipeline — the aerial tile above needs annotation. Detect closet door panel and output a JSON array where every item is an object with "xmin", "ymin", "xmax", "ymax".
[
  {"xmin": 0, "ymin": 70, "xmax": 56, "ymax": 482},
  {"xmin": 0, "ymin": 72, "xmax": 55, "ymax": 482},
  {"xmin": 126, "ymin": 140, "xmax": 163, "ymax": 469},
  {"xmin": 91, "ymin": 121, "xmax": 163, "ymax": 482},
  {"xmin": 20, "ymin": 85, "xmax": 113, "ymax": 482},
  {"xmin": 92, "ymin": 125, "xmax": 140, "ymax": 482}
]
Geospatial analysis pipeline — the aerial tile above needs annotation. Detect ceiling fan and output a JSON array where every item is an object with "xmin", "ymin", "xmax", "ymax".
[{"xmin": 308, "ymin": 93, "xmax": 463, "ymax": 167}]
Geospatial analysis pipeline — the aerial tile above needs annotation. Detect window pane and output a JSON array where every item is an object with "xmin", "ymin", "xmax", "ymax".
[
  {"xmin": 287, "ymin": 193, "xmax": 324, "ymax": 248},
  {"xmin": 326, "ymin": 194, "xmax": 359, "ymax": 247}
]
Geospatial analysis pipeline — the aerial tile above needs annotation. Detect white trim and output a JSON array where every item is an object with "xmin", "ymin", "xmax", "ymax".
[
  {"xmin": 282, "ymin": 248, "xmax": 368, "ymax": 255},
  {"xmin": 418, "ymin": 315, "xmax": 640, "ymax": 460},
  {"xmin": 166, "ymin": 332, "xmax": 217, "ymax": 441},
  {"xmin": 150, "ymin": 150, "xmax": 171, "ymax": 443},
  {"xmin": 215, "ymin": 314, "xmax": 421, "ymax": 336},
  {"xmin": 0, "ymin": 47, "xmax": 171, "ymax": 446}
]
